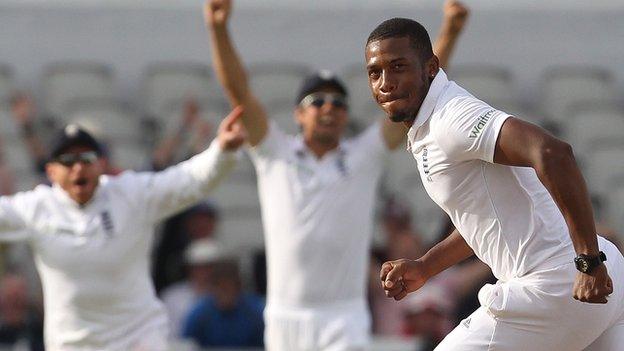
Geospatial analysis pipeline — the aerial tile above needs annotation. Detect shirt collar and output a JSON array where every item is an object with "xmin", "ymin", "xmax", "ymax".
[
  {"xmin": 52, "ymin": 180, "xmax": 104, "ymax": 210},
  {"xmin": 294, "ymin": 134, "xmax": 344, "ymax": 161},
  {"xmin": 406, "ymin": 68, "xmax": 450, "ymax": 143}
]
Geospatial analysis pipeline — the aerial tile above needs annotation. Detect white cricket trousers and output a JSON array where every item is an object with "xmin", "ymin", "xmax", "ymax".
[
  {"xmin": 436, "ymin": 237, "xmax": 624, "ymax": 351},
  {"xmin": 264, "ymin": 299, "xmax": 371, "ymax": 351}
]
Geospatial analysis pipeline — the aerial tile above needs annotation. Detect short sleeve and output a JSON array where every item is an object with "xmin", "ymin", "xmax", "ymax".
[{"xmin": 434, "ymin": 95, "xmax": 511, "ymax": 163}]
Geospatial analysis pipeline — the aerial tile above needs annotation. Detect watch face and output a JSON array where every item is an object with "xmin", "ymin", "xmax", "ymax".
[
  {"xmin": 579, "ymin": 260, "xmax": 589, "ymax": 273},
  {"xmin": 575, "ymin": 257, "xmax": 590, "ymax": 273}
]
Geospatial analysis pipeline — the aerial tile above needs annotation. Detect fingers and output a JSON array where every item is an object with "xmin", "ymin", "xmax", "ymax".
[
  {"xmin": 384, "ymin": 262, "xmax": 406, "ymax": 288},
  {"xmin": 379, "ymin": 262, "xmax": 393, "ymax": 283},
  {"xmin": 220, "ymin": 106, "xmax": 245, "ymax": 131}
]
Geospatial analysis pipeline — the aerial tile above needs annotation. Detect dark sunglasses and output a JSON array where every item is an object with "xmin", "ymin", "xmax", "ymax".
[
  {"xmin": 54, "ymin": 151, "xmax": 99, "ymax": 167},
  {"xmin": 299, "ymin": 93, "xmax": 348, "ymax": 110}
]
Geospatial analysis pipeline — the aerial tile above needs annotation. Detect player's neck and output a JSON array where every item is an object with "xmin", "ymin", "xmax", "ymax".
[{"xmin": 305, "ymin": 139, "xmax": 339, "ymax": 159}]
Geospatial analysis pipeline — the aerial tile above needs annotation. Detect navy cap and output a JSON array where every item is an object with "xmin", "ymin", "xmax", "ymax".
[
  {"xmin": 295, "ymin": 70, "xmax": 348, "ymax": 105},
  {"xmin": 49, "ymin": 124, "xmax": 104, "ymax": 160}
]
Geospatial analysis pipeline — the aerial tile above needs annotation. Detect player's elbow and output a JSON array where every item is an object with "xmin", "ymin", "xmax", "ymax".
[{"xmin": 535, "ymin": 139, "xmax": 576, "ymax": 173}]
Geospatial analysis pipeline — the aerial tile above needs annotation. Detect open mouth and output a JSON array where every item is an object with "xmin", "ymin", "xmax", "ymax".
[{"xmin": 73, "ymin": 178, "xmax": 88, "ymax": 187}]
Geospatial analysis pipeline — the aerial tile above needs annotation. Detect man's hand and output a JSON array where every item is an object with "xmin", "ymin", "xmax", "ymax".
[
  {"xmin": 573, "ymin": 264, "xmax": 613, "ymax": 304},
  {"xmin": 203, "ymin": 0, "xmax": 231, "ymax": 28},
  {"xmin": 442, "ymin": 0, "xmax": 469, "ymax": 35},
  {"xmin": 217, "ymin": 106, "xmax": 247, "ymax": 151},
  {"xmin": 380, "ymin": 259, "xmax": 430, "ymax": 301}
]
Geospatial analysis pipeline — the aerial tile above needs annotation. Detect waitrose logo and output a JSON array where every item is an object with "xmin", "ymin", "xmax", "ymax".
[{"xmin": 469, "ymin": 109, "xmax": 495, "ymax": 138}]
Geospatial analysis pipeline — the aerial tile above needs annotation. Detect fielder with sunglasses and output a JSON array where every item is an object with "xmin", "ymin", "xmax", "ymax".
[
  {"xmin": 0, "ymin": 107, "xmax": 247, "ymax": 350},
  {"xmin": 204, "ymin": 0, "xmax": 469, "ymax": 349}
]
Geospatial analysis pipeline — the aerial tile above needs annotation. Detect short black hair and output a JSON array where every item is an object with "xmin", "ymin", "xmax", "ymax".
[{"xmin": 366, "ymin": 18, "xmax": 433, "ymax": 62}]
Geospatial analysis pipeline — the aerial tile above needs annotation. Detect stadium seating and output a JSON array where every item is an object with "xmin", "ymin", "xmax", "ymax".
[
  {"xmin": 540, "ymin": 66, "xmax": 616, "ymax": 125},
  {"xmin": 584, "ymin": 144, "xmax": 624, "ymax": 198},
  {"xmin": 248, "ymin": 62, "xmax": 311, "ymax": 110},
  {"xmin": 449, "ymin": 65, "xmax": 522, "ymax": 115},
  {"xmin": 563, "ymin": 102, "xmax": 624, "ymax": 156},
  {"xmin": 42, "ymin": 62, "xmax": 116, "ymax": 121},
  {"xmin": 141, "ymin": 62, "xmax": 228, "ymax": 133}
]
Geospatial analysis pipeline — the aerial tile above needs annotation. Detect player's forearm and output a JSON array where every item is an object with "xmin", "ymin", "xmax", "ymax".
[
  {"xmin": 185, "ymin": 140, "xmax": 237, "ymax": 193},
  {"xmin": 433, "ymin": 31, "xmax": 459, "ymax": 71},
  {"xmin": 533, "ymin": 142, "xmax": 599, "ymax": 255},
  {"xmin": 209, "ymin": 23, "xmax": 251, "ymax": 104},
  {"xmin": 419, "ymin": 229, "xmax": 474, "ymax": 279}
]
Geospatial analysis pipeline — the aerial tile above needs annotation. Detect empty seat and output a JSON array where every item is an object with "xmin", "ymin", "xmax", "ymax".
[
  {"xmin": 142, "ymin": 62, "xmax": 226, "ymax": 122},
  {"xmin": 606, "ymin": 183, "xmax": 624, "ymax": 232},
  {"xmin": 540, "ymin": 66, "xmax": 616, "ymax": 124},
  {"xmin": 64, "ymin": 99, "xmax": 142, "ymax": 142},
  {"xmin": 249, "ymin": 62, "xmax": 311, "ymax": 108},
  {"xmin": 584, "ymin": 144, "xmax": 624, "ymax": 197},
  {"xmin": 42, "ymin": 62, "xmax": 115, "ymax": 120},
  {"xmin": 449, "ymin": 65, "xmax": 520, "ymax": 113},
  {"xmin": 564, "ymin": 103, "xmax": 624, "ymax": 155}
]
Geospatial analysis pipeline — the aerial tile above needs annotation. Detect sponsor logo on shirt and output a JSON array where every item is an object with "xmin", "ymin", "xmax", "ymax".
[
  {"xmin": 422, "ymin": 148, "xmax": 432, "ymax": 182},
  {"xmin": 469, "ymin": 109, "xmax": 495, "ymax": 139},
  {"xmin": 101, "ymin": 211, "xmax": 114, "ymax": 237}
]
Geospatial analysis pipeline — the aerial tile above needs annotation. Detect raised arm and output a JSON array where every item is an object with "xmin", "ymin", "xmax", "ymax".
[
  {"xmin": 137, "ymin": 107, "xmax": 247, "ymax": 222},
  {"xmin": 493, "ymin": 117, "xmax": 612, "ymax": 304},
  {"xmin": 434, "ymin": 0, "xmax": 469, "ymax": 71},
  {"xmin": 380, "ymin": 0, "xmax": 469, "ymax": 150},
  {"xmin": 380, "ymin": 229, "xmax": 474, "ymax": 301},
  {"xmin": 203, "ymin": 0, "xmax": 268, "ymax": 146}
]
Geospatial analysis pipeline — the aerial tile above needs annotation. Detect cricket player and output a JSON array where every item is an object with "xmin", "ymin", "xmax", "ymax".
[
  {"xmin": 204, "ymin": 1, "xmax": 469, "ymax": 350},
  {"xmin": 0, "ymin": 107, "xmax": 247, "ymax": 350},
  {"xmin": 368, "ymin": 18, "xmax": 624, "ymax": 350}
]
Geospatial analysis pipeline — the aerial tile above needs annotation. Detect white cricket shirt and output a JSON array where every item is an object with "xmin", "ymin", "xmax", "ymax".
[
  {"xmin": 406, "ymin": 70, "xmax": 575, "ymax": 281},
  {"xmin": 248, "ymin": 121, "xmax": 388, "ymax": 309},
  {"xmin": 0, "ymin": 141, "xmax": 236, "ymax": 351}
]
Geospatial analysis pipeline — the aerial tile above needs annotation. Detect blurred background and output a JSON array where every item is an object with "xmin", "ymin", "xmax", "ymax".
[{"xmin": 0, "ymin": 0, "xmax": 622, "ymax": 350}]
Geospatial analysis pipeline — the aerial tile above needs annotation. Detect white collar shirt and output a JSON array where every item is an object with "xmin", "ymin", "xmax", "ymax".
[
  {"xmin": 0, "ymin": 141, "xmax": 236, "ymax": 350},
  {"xmin": 406, "ymin": 69, "xmax": 574, "ymax": 281},
  {"xmin": 248, "ymin": 121, "xmax": 389, "ymax": 309}
]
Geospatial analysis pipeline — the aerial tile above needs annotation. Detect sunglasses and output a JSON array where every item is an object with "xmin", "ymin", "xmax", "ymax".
[
  {"xmin": 54, "ymin": 151, "xmax": 99, "ymax": 167},
  {"xmin": 299, "ymin": 93, "xmax": 348, "ymax": 110}
]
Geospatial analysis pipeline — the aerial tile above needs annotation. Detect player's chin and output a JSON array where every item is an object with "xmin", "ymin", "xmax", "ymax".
[{"xmin": 381, "ymin": 105, "xmax": 413, "ymax": 123}]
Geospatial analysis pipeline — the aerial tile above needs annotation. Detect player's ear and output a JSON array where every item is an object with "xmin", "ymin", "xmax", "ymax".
[{"xmin": 426, "ymin": 55, "xmax": 440, "ymax": 77}]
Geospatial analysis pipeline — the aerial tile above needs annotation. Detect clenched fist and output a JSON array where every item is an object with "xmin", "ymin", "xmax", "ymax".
[{"xmin": 203, "ymin": 0, "xmax": 232, "ymax": 28}]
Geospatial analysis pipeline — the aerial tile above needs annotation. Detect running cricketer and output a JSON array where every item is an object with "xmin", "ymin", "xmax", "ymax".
[{"xmin": 368, "ymin": 18, "xmax": 624, "ymax": 350}]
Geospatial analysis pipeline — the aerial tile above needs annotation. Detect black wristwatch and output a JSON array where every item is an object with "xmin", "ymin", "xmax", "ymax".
[{"xmin": 574, "ymin": 251, "xmax": 607, "ymax": 274}]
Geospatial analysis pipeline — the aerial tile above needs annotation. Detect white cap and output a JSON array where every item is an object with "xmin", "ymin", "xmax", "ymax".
[{"xmin": 184, "ymin": 239, "xmax": 228, "ymax": 265}]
